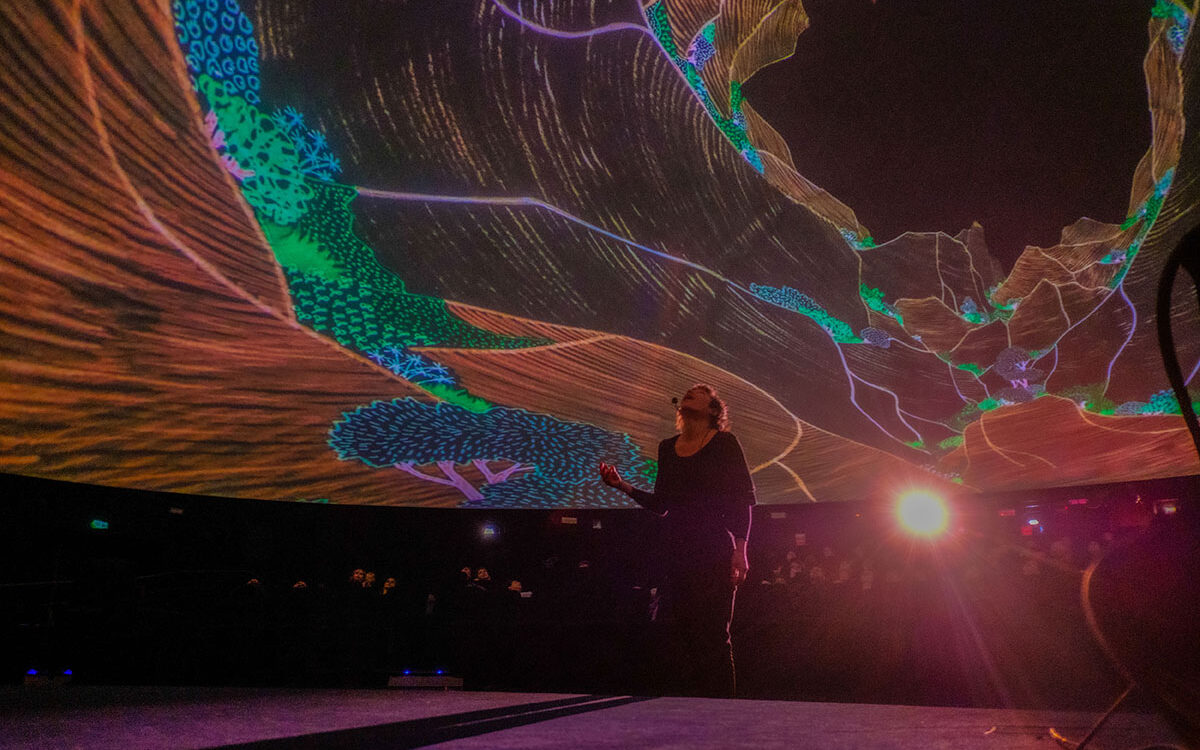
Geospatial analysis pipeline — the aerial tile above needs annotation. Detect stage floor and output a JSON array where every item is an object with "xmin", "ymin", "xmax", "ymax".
[{"xmin": 0, "ymin": 686, "xmax": 1190, "ymax": 749}]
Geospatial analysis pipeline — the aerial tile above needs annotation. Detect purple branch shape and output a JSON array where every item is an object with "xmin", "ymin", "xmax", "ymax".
[
  {"xmin": 472, "ymin": 459, "xmax": 535, "ymax": 484},
  {"xmin": 355, "ymin": 188, "xmax": 727, "ymax": 282},
  {"xmin": 944, "ymin": 359, "xmax": 973, "ymax": 405},
  {"xmin": 897, "ymin": 407, "xmax": 958, "ymax": 431},
  {"xmin": 221, "ymin": 155, "xmax": 254, "ymax": 181},
  {"xmin": 1037, "ymin": 286, "xmax": 1118, "ymax": 383},
  {"xmin": 204, "ymin": 111, "xmax": 225, "ymax": 149},
  {"xmin": 490, "ymin": 0, "xmax": 652, "ymax": 40},
  {"xmin": 394, "ymin": 461, "xmax": 483, "ymax": 501},
  {"xmin": 1042, "ymin": 346, "xmax": 1062, "ymax": 387},
  {"xmin": 204, "ymin": 111, "xmax": 254, "ymax": 180},
  {"xmin": 851, "ymin": 372, "xmax": 924, "ymax": 445},
  {"xmin": 1101, "ymin": 284, "xmax": 1138, "ymax": 393},
  {"xmin": 829, "ymin": 343, "xmax": 920, "ymax": 446}
]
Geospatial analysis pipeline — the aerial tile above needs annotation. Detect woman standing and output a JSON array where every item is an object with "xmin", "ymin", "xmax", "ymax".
[{"xmin": 599, "ymin": 384, "xmax": 756, "ymax": 697}]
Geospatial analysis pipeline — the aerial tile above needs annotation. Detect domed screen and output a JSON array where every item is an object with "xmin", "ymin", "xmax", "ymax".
[{"xmin": 1, "ymin": 0, "xmax": 1197, "ymax": 506}]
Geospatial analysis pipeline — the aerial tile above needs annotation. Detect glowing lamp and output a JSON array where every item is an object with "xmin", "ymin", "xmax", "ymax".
[
  {"xmin": 896, "ymin": 491, "xmax": 949, "ymax": 537},
  {"xmin": 1156, "ymin": 500, "xmax": 1178, "ymax": 516}
]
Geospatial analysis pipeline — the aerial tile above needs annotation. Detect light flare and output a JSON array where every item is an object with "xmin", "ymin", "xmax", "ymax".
[{"xmin": 896, "ymin": 491, "xmax": 950, "ymax": 537}]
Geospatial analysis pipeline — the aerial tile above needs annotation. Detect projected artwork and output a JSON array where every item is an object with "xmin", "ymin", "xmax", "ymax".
[{"xmin": 1, "ymin": 0, "xmax": 1199, "ymax": 506}]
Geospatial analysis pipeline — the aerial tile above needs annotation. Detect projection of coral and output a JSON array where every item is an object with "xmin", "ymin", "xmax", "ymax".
[
  {"xmin": 329, "ymin": 399, "xmax": 647, "ymax": 507},
  {"xmin": 0, "ymin": 0, "xmax": 1198, "ymax": 506}
]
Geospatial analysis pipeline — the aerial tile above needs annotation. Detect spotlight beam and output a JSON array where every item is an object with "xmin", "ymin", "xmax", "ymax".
[{"xmin": 896, "ymin": 491, "xmax": 949, "ymax": 537}]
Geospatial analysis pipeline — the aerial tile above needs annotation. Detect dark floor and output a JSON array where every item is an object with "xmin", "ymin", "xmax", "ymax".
[{"xmin": 0, "ymin": 686, "xmax": 1190, "ymax": 750}]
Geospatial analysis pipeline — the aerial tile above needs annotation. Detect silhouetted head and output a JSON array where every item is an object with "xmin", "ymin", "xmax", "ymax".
[{"xmin": 675, "ymin": 383, "xmax": 729, "ymax": 432}]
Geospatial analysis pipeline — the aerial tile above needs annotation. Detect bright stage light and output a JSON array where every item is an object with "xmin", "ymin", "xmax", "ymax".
[{"xmin": 896, "ymin": 491, "xmax": 949, "ymax": 537}]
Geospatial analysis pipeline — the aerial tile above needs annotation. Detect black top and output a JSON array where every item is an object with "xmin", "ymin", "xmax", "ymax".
[{"xmin": 629, "ymin": 431, "xmax": 756, "ymax": 563}]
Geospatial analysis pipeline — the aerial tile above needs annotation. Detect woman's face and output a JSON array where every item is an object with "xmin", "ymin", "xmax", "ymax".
[{"xmin": 678, "ymin": 387, "xmax": 710, "ymax": 413}]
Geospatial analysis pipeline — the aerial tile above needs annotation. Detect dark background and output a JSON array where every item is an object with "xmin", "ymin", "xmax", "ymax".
[
  {"xmin": 742, "ymin": 0, "xmax": 1152, "ymax": 267},
  {"xmin": 4, "ymin": 471, "xmax": 1196, "ymax": 708}
]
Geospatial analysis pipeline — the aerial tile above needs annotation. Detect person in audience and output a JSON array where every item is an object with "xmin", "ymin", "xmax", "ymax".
[
  {"xmin": 471, "ymin": 567, "xmax": 492, "ymax": 593},
  {"xmin": 809, "ymin": 563, "xmax": 827, "ymax": 585},
  {"xmin": 599, "ymin": 383, "xmax": 756, "ymax": 698},
  {"xmin": 765, "ymin": 563, "xmax": 787, "ymax": 586},
  {"xmin": 859, "ymin": 559, "xmax": 875, "ymax": 593},
  {"xmin": 836, "ymin": 558, "xmax": 853, "ymax": 585},
  {"xmin": 1049, "ymin": 537, "xmax": 1074, "ymax": 567},
  {"xmin": 821, "ymin": 545, "xmax": 837, "ymax": 579},
  {"xmin": 788, "ymin": 558, "xmax": 804, "ymax": 582}
]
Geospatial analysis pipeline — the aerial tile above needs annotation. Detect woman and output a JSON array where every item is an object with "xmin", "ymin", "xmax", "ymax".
[{"xmin": 599, "ymin": 384, "xmax": 756, "ymax": 697}]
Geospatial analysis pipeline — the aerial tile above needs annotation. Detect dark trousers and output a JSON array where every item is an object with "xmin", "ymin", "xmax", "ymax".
[{"xmin": 664, "ymin": 559, "xmax": 737, "ymax": 698}]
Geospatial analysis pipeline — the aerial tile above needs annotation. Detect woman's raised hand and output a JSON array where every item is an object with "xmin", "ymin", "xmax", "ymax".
[{"xmin": 598, "ymin": 462, "xmax": 626, "ymax": 491}]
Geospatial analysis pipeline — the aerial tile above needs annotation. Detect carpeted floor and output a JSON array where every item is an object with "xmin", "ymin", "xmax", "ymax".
[{"xmin": 0, "ymin": 686, "xmax": 1190, "ymax": 749}]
